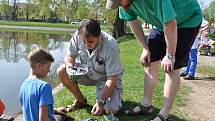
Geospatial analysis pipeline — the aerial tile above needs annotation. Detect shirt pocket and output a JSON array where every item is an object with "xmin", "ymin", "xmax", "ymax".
[{"xmin": 94, "ymin": 57, "xmax": 105, "ymax": 74}]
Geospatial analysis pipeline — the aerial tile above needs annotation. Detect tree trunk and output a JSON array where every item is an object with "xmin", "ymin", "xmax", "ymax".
[
  {"xmin": 26, "ymin": 5, "xmax": 29, "ymax": 20},
  {"xmin": 113, "ymin": 8, "xmax": 126, "ymax": 39},
  {"xmin": 12, "ymin": 0, "xmax": 18, "ymax": 20}
]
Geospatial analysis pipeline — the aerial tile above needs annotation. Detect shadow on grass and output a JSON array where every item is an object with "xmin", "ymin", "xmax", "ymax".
[
  {"xmin": 206, "ymin": 76, "xmax": 215, "ymax": 80},
  {"xmin": 64, "ymin": 116, "xmax": 75, "ymax": 121},
  {"xmin": 116, "ymin": 100, "xmax": 186, "ymax": 121},
  {"xmin": 64, "ymin": 101, "xmax": 186, "ymax": 121},
  {"xmin": 195, "ymin": 76, "xmax": 215, "ymax": 81}
]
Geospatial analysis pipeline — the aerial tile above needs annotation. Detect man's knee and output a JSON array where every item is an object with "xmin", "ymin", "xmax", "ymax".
[{"xmin": 56, "ymin": 65, "xmax": 69, "ymax": 82}]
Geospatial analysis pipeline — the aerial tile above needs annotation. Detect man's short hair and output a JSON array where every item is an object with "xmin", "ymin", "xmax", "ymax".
[
  {"xmin": 78, "ymin": 19, "xmax": 101, "ymax": 37},
  {"xmin": 28, "ymin": 48, "xmax": 54, "ymax": 68}
]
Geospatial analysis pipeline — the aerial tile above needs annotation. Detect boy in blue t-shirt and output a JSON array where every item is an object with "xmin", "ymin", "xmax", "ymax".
[{"xmin": 19, "ymin": 48, "xmax": 67, "ymax": 121}]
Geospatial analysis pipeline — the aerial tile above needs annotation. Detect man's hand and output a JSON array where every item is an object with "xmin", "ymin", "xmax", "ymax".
[
  {"xmin": 161, "ymin": 55, "xmax": 175, "ymax": 73},
  {"xmin": 91, "ymin": 101, "xmax": 104, "ymax": 116},
  {"xmin": 140, "ymin": 49, "xmax": 151, "ymax": 67},
  {"xmin": 54, "ymin": 107, "xmax": 67, "ymax": 116},
  {"xmin": 66, "ymin": 63, "xmax": 73, "ymax": 69}
]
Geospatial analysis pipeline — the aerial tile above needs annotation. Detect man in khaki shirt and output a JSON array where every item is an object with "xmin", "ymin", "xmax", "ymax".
[{"xmin": 57, "ymin": 19, "xmax": 123, "ymax": 116}]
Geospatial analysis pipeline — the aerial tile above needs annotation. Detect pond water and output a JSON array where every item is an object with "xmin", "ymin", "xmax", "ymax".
[{"xmin": 0, "ymin": 31, "xmax": 72, "ymax": 117}]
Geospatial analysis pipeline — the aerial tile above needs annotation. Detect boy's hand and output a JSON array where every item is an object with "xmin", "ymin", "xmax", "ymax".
[{"xmin": 54, "ymin": 107, "xmax": 67, "ymax": 116}]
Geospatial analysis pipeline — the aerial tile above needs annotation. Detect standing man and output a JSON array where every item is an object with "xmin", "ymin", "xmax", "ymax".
[
  {"xmin": 106, "ymin": 0, "xmax": 202, "ymax": 121},
  {"xmin": 57, "ymin": 19, "xmax": 123, "ymax": 116}
]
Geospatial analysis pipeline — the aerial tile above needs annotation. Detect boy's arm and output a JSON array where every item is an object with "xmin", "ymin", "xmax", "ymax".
[{"xmin": 39, "ymin": 106, "xmax": 49, "ymax": 121}]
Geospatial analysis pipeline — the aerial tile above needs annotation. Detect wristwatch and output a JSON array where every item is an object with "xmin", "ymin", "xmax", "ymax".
[
  {"xmin": 98, "ymin": 99, "xmax": 106, "ymax": 106},
  {"xmin": 166, "ymin": 53, "xmax": 175, "ymax": 60}
]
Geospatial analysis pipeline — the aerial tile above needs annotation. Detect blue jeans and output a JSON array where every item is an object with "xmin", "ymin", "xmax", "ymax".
[{"xmin": 183, "ymin": 49, "xmax": 198, "ymax": 76}]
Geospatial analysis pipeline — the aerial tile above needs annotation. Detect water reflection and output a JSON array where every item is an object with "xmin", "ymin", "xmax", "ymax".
[{"xmin": 0, "ymin": 31, "xmax": 72, "ymax": 117}]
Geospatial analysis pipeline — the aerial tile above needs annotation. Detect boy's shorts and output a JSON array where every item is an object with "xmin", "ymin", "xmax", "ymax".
[
  {"xmin": 147, "ymin": 25, "xmax": 200, "ymax": 70},
  {"xmin": 61, "ymin": 64, "xmax": 122, "ymax": 111}
]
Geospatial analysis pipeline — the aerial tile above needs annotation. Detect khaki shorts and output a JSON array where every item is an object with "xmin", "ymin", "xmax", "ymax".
[{"xmin": 61, "ymin": 64, "xmax": 122, "ymax": 111}]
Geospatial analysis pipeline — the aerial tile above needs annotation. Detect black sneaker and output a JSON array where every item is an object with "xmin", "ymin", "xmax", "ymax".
[
  {"xmin": 180, "ymin": 72, "xmax": 187, "ymax": 77},
  {"xmin": 184, "ymin": 74, "xmax": 194, "ymax": 80}
]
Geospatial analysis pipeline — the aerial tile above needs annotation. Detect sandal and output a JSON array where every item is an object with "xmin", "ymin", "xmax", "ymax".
[
  {"xmin": 124, "ymin": 105, "xmax": 153, "ymax": 115},
  {"xmin": 151, "ymin": 114, "xmax": 169, "ymax": 121},
  {"xmin": 66, "ymin": 100, "xmax": 87, "ymax": 112}
]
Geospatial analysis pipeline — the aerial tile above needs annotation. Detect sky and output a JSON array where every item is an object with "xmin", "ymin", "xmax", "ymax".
[{"xmin": 198, "ymin": 0, "xmax": 213, "ymax": 9}]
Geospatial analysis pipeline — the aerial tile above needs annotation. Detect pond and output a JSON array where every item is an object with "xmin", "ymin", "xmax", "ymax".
[{"xmin": 0, "ymin": 31, "xmax": 72, "ymax": 117}]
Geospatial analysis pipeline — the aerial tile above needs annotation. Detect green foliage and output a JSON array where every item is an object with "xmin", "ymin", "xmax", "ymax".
[
  {"xmin": 197, "ymin": 65, "xmax": 215, "ymax": 80},
  {"xmin": 0, "ymin": 20, "xmax": 79, "ymax": 28},
  {"xmin": 203, "ymin": 0, "xmax": 215, "ymax": 24},
  {"xmin": 103, "ymin": 9, "xmax": 115, "ymax": 24},
  {"xmin": 74, "ymin": 1, "xmax": 89, "ymax": 19},
  {"xmin": 0, "ymin": 0, "xmax": 11, "ymax": 18}
]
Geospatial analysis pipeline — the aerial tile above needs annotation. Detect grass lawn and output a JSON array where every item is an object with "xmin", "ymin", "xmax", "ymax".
[
  {"xmin": 197, "ymin": 65, "xmax": 215, "ymax": 80},
  {"xmin": 54, "ymin": 35, "xmax": 191, "ymax": 121},
  {"xmin": 0, "ymin": 20, "xmax": 79, "ymax": 28}
]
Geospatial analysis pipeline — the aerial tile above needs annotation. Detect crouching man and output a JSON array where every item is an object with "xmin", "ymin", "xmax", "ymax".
[{"xmin": 57, "ymin": 19, "xmax": 123, "ymax": 115}]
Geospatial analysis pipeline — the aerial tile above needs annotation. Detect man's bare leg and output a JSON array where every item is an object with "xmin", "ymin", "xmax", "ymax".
[{"xmin": 153, "ymin": 69, "xmax": 181, "ymax": 121}]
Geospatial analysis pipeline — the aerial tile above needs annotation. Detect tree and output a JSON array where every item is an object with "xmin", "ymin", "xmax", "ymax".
[
  {"xmin": 26, "ymin": 0, "xmax": 32, "ymax": 20},
  {"xmin": 54, "ymin": 0, "xmax": 79, "ymax": 21},
  {"xmin": 112, "ymin": 8, "xmax": 126, "ymax": 39},
  {"xmin": 0, "ymin": 0, "xmax": 11, "ymax": 19},
  {"xmin": 38, "ymin": 0, "xmax": 52, "ymax": 20},
  {"xmin": 11, "ymin": 0, "xmax": 19, "ymax": 20},
  {"xmin": 204, "ymin": 0, "xmax": 215, "ymax": 26}
]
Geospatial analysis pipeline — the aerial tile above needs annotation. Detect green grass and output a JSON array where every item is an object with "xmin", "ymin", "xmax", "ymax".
[
  {"xmin": 54, "ymin": 35, "xmax": 191, "ymax": 121},
  {"xmin": 0, "ymin": 21, "xmax": 110, "ymax": 35},
  {"xmin": 0, "ymin": 20, "xmax": 109, "ymax": 29},
  {"xmin": 197, "ymin": 65, "xmax": 215, "ymax": 80},
  {"xmin": 0, "ymin": 20, "xmax": 79, "ymax": 28}
]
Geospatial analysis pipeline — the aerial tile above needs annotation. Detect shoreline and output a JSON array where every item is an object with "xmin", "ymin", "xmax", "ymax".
[{"xmin": 0, "ymin": 25, "xmax": 76, "ymax": 31}]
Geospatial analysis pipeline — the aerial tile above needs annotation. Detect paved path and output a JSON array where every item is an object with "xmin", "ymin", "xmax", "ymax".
[
  {"xmin": 0, "ymin": 25, "xmax": 76, "ymax": 31},
  {"xmin": 181, "ymin": 55, "xmax": 215, "ymax": 121}
]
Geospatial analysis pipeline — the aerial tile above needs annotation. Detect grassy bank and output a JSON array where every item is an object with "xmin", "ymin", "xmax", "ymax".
[
  {"xmin": 0, "ymin": 20, "xmax": 79, "ymax": 28},
  {"xmin": 0, "ymin": 20, "xmax": 110, "ymax": 29},
  {"xmin": 54, "ymin": 35, "xmax": 191, "ymax": 121},
  {"xmin": 197, "ymin": 65, "xmax": 215, "ymax": 80}
]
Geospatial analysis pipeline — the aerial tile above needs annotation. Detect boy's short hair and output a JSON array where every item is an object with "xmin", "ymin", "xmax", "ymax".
[
  {"xmin": 28, "ymin": 48, "xmax": 54, "ymax": 68},
  {"xmin": 78, "ymin": 19, "xmax": 101, "ymax": 37}
]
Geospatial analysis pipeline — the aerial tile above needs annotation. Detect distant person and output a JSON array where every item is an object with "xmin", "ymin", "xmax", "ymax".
[
  {"xmin": 198, "ymin": 31, "xmax": 210, "ymax": 55},
  {"xmin": 180, "ymin": 37, "xmax": 199, "ymax": 80},
  {"xmin": 106, "ymin": 0, "xmax": 202, "ymax": 120},
  {"xmin": 180, "ymin": 18, "xmax": 209, "ymax": 80},
  {"xmin": 198, "ymin": 18, "xmax": 209, "ymax": 55},
  {"xmin": 19, "ymin": 48, "xmax": 67, "ymax": 121},
  {"xmin": 57, "ymin": 19, "xmax": 123, "ymax": 116}
]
